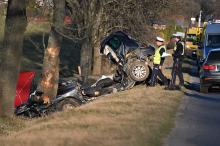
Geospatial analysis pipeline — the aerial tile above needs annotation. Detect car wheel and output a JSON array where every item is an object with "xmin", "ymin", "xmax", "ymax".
[
  {"xmin": 200, "ymin": 84, "xmax": 208, "ymax": 93},
  {"xmin": 57, "ymin": 98, "xmax": 80, "ymax": 111},
  {"xmin": 129, "ymin": 61, "xmax": 150, "ymax": 82}
]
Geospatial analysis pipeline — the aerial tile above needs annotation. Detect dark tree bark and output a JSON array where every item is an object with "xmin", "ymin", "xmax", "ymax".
[
  {"xmin": 80, "ymin": 37, "xmax": 92, "ymax": 82},
  {"xmin": 0, "ymin": 0, "xmax": 27, "ymax": 116},
  {"xmin": 91, "ymin": 7, "xmax": 104, "ymax": 75},
  {"xmin": 38, "ymin": 0, "xmax": 65, "ymax": 103},
  {"xmin": 81, "ymin": 0, "xmax": 103, "ymax": 77}
]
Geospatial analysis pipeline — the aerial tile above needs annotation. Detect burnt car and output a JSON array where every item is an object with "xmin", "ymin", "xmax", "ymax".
[
  {"xmin": 199, "ymin": 49, "xmax": 220, "ymax": 93},
  {"xmin": 100, "ymin": 31, "xmax": 154, "ymax": 89}
]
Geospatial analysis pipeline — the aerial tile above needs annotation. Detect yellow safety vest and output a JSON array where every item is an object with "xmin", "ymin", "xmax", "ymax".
[
  {"xmin": 174, "ymin": 42, "xmax": 184, "ymax": 55},
  {"xmin": 153, "ymin": 45, "xmax": 166, "ymax": 64}
]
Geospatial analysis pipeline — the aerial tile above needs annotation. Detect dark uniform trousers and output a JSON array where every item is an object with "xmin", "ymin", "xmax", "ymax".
[
  {"xmin": 171, "ymin": 58, "xmax": 184, "ymax": 86},
  {"xmin": 150, "ymin": 64, "xmax": 168, "ymax": 86}
]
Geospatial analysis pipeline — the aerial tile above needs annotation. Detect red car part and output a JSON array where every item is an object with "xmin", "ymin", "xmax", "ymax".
[{"xmin": 14, "ymin": 71, "xmax": 36, "ymax": 108}]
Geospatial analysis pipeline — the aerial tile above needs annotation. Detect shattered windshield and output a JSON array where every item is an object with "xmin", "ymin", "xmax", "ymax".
[
  {"xmin": 206, "ymin": 34, "xmax": 220, "ymax": 48},
  {"xmin": 108, "ymin": 37, "xmax": 121, "ymax": 51}
]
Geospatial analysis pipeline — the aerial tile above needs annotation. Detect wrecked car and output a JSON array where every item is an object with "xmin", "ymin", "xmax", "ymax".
[
  {"xmin": 14, "ymin": 72, "xmax": 121, "ymax": 118},
  {"xmin": 15, "ymin": 31, "xmax": 155, "ymax": 117},
  {"xmin": 100, "ymin": 31, "xmax": 154, "ymax": 89},
  {"xmin": 14, "ymin": 72, "xmax": 92, "ymax": 118}
]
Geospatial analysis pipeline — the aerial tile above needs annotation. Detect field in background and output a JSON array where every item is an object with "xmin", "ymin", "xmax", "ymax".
[
  {"xmin": 21, "ymin": 20, "xmax": 81, "ymax": 78},
  {"xmin": 0, "ymin": 17, "xmax": 81, "ymax": 78}
]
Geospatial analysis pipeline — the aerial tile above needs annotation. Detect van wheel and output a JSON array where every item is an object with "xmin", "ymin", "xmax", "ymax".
[
  {"xmin": 200, "ymin": 84, "xmax": 208, "ymax": 93},
  {"xmin": 57, "ymin": 98, "xmax": 80, "ymax": 111}
]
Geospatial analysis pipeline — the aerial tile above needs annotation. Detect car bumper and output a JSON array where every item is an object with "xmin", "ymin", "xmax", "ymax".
[{"xmin": 200, "ymin": 76, "xmax": 220, "ymax": 86}]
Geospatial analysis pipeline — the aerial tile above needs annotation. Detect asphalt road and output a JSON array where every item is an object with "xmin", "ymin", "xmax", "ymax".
[{"xmin": 165, "ymin": 69, "xmax": 220, "ymax": 146}]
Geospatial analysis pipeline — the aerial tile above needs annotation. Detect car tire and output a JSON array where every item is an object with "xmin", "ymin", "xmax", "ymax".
[
  {"xmin": 129, "ymin": 61, "xmax": 150, "ymax": 82},
  {"xmin": 200, "ymin": 84, "xmax": 208, "ymax": 93},
  {"xmin": 57, "ymin": 98, "xmax": 80, "ymax": 111}
]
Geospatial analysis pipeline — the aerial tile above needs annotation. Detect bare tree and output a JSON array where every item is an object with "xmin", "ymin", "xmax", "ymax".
[
  {"xmin": 66, "ymin": 0, "xmax": 103, "ymax": 78},
  {"xmin": 37, "ymin": 0, "xmax": 65, "ymax": 103},
  {"xmin": 63, "ymin": 0, "xmax": 203, "ymax": 77},
  {"xmin": 0, "ymin": 0, "xmax": 27, "ymax": 116},
  {"xmin": 67, "ymin": 0, "xmax": 154, "ymax": 76}
]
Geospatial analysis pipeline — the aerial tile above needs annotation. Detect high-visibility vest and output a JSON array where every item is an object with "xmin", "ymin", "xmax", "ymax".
[
  {"xmin": 174, "ymin": 41, "xmax": 184, "ymax": 55},
  {"xmin": 153, "ymin": 45, "xmax": 166, "ymax": 64}
]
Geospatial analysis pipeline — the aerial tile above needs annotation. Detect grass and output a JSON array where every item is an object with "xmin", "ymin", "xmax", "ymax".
[
  {"xmin": 0, "ymin": 56, "xmax": 185, "ymax": 146},
  {"xmin": 0, "ymin": 116, "xmax": 25, "ymax": 135},
  {"xmin": 0, "ymin": 86, "xmax": 183, "ymax": 146},
  {"xmin": 0, "ymin": 14, "xmax": 5, "ymax": 42},
  {"xmin": 0, "ymin": 15, "xmax": 50, "ymax": 40},
  {"xmin": 25, "ymin": 21, "xmax": 51, "ymax": 35}
]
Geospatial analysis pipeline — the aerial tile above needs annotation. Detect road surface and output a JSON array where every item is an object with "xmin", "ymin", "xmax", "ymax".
[{"xmin": 165, "ymin": 70, "xmax": 220, "ymax": 146}]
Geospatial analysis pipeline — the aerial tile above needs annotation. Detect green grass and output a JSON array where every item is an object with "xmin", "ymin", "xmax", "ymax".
[
  {"xmin": 25, "ymin": 21, "xmax": 51, "ymax": 35},
  {"xmin": 0, "ymin": 14, "xmax": 5, "ymax": 42}
]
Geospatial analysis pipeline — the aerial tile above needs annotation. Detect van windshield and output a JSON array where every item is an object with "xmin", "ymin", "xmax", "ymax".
[{"xmin": 206, "ymin": 34, "xmax": 220, "ymax": 48}]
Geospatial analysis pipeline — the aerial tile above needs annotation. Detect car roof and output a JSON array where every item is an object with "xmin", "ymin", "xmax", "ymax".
[{"xmin": 206, "ymin": 23, "xmax": 220, "ymax": 34}]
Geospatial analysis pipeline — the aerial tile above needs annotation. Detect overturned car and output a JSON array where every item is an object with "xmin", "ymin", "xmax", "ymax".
[{"xmin": 100, "ymin": 31, "xmax": 155, "ymax": 89}]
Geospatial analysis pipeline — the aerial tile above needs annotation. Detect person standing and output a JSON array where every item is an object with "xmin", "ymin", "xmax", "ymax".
[
  {"xmin": 167, "ymin": 34, "xmax": 184, "ymax": 90},
  {"xmin": 148, "ymin": 37, "xmax": 168, "ymax": 86}
]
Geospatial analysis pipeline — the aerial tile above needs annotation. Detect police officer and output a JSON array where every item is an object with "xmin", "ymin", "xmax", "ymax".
[
  {"xmin": 167, "ymin": 33, "xmax": 184, "ymax": 90},
  {"xmin": 148, "ymin": 37, "xmax": 168, "ymax": 86}
]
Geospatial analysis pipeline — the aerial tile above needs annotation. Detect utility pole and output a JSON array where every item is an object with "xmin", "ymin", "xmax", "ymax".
[{"xmin": 198, "ymin": 10, "xmax": 202, "ymax": 27}]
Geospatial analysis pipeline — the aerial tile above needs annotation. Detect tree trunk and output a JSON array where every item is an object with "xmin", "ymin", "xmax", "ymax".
[
  {"xmin": 101, "ymin": 57, "xmax": 112, "ymax": 74},
  {"xmin": 38, "ymin": 0, "xmax": 65, "ymax": 103},
  {"xmin": 92, "ymin": 45, "xmax": 102, "ymax": 75},
  {"xmin": 80, "ymin": 37, "xmax": 92, "ymax": 82},
  {"xmin": 91, "ymin": 9, "xmax": 103, "ymax": 75},
  {"xmin": 0, "ymin": 0, "xmax": 27, "ymax": 116}
]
